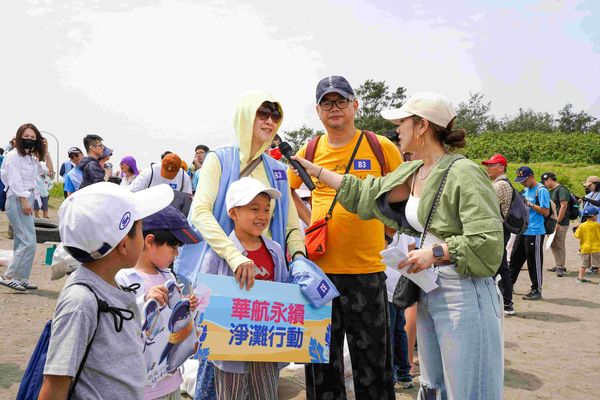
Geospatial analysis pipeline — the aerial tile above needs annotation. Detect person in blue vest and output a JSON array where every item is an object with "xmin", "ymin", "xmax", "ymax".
[{"xmin": 174, "ymin": 91, "xmax": 305, "ymax": 399}]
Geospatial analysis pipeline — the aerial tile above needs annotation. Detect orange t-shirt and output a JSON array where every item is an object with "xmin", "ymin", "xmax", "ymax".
[{"xmin": 288, "ymin": 130, "xmax": 402, "ymax": 274}]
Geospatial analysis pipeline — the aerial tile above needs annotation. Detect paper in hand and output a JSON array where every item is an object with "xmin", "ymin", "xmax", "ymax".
[{"xmin": 380, "ymin": 246, "xmax": 439, "ymax": 293}]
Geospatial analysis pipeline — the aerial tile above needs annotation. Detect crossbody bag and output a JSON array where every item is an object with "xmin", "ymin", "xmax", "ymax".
[{"xmin": 304, "ymin": 132, "xmax": 366, "ymax": 260}]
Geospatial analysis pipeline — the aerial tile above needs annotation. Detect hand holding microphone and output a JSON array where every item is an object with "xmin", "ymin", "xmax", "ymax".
[{"xmin": 278, "ymin": 142, "xmax": 316, "ymax": 191}]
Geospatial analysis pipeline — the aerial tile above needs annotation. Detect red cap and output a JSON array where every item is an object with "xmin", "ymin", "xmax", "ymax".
[{"xmin": 481, "ymin": 154, "xmax": 507, "ymax": 167}]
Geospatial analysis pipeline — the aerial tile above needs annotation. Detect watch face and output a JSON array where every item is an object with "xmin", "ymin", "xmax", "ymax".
[{"xmin": 433, "ymin": 245, "xmax": 444, "ymax": 258}]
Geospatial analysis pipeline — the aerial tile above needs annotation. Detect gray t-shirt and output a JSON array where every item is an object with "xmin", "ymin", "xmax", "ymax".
[{"xmin": 44, "ymin": 266, "xmax": 146, "ymax": 399}]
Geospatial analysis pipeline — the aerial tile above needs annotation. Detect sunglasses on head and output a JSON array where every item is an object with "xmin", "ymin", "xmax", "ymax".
[{"xmin": 256, "ymin": 106, "xmax": 282, "ymax": 123}]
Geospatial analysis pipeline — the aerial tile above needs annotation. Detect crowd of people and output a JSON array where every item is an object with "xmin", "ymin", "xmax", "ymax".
[{"xmin": 0, "ymin": 75, "xmax": 598, "ymax": 400}]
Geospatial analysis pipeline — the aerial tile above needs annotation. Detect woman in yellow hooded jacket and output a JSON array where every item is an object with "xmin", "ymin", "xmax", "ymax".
[{"xmin": 181, "ymin": 91, "xmax": 305, "ymax": 400}]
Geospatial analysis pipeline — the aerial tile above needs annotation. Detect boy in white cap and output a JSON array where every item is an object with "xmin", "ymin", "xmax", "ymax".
[
  {"xmin": 39, "ymin": 182, "xmax": 173, "ymax": 400},
  {"xmin": 200, "ymin": 177, "xmax": 289, "ymax": 400}
]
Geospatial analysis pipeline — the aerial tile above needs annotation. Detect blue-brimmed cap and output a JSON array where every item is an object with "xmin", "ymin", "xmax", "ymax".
[
  {"xmin": 515, "ymin": 166, "xmax": 534, "ymax": 183},
  {"xmin": 143, "ymin": 205, "xmax": 201, "ymax": 245}
]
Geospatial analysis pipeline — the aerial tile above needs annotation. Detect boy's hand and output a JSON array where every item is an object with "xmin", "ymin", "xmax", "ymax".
[
  {"xmin": 188, "ymin": 294, "xmax": 198, "ymax": 311},
  {"xmin": 145, "ymin": 285, "xmax": 168, "ymax": 306},
  {"xmin": 235, "ymin": 261, "xmax": 256, "ymax": 291}
]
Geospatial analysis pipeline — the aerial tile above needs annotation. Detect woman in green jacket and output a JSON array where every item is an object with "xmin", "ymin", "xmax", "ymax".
[{"xmin": 292, "ymin": 92, "xmax": 504, "ymax": 399}]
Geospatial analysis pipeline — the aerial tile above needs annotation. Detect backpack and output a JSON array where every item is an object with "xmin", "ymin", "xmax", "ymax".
[
  {"xmin": 17, "ymin": 282, "xmax": 134, "ymax": 400},
  {"xmin": 535, "ymin": 186, "xmax": 557, "ymax": 235},
  {"xmin": 305, "ymin": 130, "xmax": 388, "ymax": 175},
  {"xmin": 500, "ymin": 179, "xmax": 529, "ymax": 235},
  {"xmin": 149, "ymin": 163, "xmax": 193, "ymax": 216},
  {"xmin": 567, "ymin": 192, "xmax": 580, "ymax": 220}
]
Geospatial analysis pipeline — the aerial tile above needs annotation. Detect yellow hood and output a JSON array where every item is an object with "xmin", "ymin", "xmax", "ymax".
[{"xmin": 233, "ymin": 90, "xmax": 283, "ymax": 166}]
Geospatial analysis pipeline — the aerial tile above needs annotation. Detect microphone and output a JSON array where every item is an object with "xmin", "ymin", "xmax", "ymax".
[{"xmin": 278, "ymin": 142, "xmax": 316, "ymax": 191}]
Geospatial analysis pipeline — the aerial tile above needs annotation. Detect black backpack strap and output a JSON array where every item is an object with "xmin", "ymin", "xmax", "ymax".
[
  {"xmin": 148, "ymin": 163, "xmax": 155, "ymax": 189},
  {"xmin": 65, "ymin": 282, "xmax": 135, "ymax": 399}
]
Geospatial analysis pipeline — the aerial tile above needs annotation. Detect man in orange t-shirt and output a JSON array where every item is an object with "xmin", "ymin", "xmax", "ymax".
[{"xmin": 288, "ymin": 76, "xmax": 401, "ymax": 400}]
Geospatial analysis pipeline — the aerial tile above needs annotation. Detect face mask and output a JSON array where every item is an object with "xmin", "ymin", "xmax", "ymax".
[
  {"xmin": 584, "ymin": 187, "xmax": 591, "ymax": 194},
  {"xmin": 22, "ymin": 139, "xmax": 36, "ymax": 150}
]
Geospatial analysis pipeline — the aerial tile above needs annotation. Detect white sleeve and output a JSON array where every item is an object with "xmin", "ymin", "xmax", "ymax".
[
  {"xmin": 182, "ymin": 171, "xmax": 192, "ymax": 194},
  {"xmin": 129, "ymin": 167, "xmax": 151, "ymax": 192}
]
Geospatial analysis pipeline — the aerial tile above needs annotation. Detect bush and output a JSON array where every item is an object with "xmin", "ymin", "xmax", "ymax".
[{"xmin": 464, "ymin": 131, "xmax": 600, "ymax": 164}]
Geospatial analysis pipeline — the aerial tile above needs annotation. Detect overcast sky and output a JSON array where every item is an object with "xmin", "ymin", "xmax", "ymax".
[{"xmin": 2, "ymin": 0, "xmax": 598, "ymax": 171}]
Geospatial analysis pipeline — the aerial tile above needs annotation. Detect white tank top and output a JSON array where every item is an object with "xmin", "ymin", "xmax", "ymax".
[{"xmin": 406, "ymin": 175, "xmax": 444, "ymax": 249}]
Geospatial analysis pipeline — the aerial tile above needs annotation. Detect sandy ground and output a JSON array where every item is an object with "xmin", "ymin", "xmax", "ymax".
[{"xmin": 1, "ymin": 208, "xmax": 600, "ymax": 399}]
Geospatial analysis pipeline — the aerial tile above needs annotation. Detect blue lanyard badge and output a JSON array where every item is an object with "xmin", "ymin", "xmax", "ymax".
[{"xmin": 353, "ymin": 159, "xmax": 371, "ymax": 170}]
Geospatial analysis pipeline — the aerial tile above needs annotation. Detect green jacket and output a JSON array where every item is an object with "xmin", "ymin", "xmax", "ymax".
[{"xmin": 337, "ymin": 153, "xmax": 503, "ymax": 277}]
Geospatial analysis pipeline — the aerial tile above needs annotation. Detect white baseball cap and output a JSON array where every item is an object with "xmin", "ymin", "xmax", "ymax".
[
  {"xmin": 381, "ymin": 91, "xmax": 456, "ymax": 128},
  {"xmin": 59, "ymin": 182, "xmax": 174, "ymax": 263},
  {"xmin": 226, "ymin": 177, "xmax": 281, "ymax": 212}
]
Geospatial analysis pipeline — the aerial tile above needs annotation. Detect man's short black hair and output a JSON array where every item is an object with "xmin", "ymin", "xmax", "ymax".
[
  {"xmin": 195, "ymin": 145, "xmax": 209, "ymax": 153},
  {"xmin": 143, "ymin": 229, "xmax": 183, "ymax": 247},
  {"xmin": 83, "ymin": 134, "xmax": 103, "ymax": 152},
  {"xmin": 0, "ymin": 148, "xmax": 4, "ymax": 155},
  {"xmin": 161, "ymin": 151, "xmax": 173, "ymax": 160}
]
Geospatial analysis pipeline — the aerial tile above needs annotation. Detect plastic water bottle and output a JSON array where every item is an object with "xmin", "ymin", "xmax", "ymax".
[{"xmin": 45, "ymin": 244, "xmax": 57, "ymax": 266}]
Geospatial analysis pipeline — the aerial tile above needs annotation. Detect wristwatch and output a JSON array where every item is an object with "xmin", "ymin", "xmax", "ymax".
[{"xmin": 432, "ymin": 245, "xmax": 444, "ymax": 260}]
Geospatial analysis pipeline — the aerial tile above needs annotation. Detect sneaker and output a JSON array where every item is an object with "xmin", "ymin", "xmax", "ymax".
[
  {"xmin": 395, "ymin": 376, "xmax": 414, "ymax": 389},
  {"xmin": 17, "ymin": 279, "xmax": 38, "ymax": 290},
  {"xmin": 556, "ymin": 267, "xmax": 566, "ymax": 277},
  {"xmin": 0, "ymin": 275, "xmax": 26, "ymax": 292},
  {"xmin": 522, "ymin": 290, "xmax": 542, "ymax": 300},
  {"xmin": 504, "ymin": 304, "xmax": 516, "ymax": 315},
  {"xmin": 547, "ymin": 266, "xmax": 557, "ymax": 272},
  {"xmin": 576, "ymin": 278, "xmax": 591, "ymax": 283}
]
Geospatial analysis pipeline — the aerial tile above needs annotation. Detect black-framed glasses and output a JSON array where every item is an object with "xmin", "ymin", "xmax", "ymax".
[
  {"xmin": 256, "ymin": 107, "xmax": 282, "ymax": 123},
  {"xmin": 319, "ymin": 97, "xmax": 353, "ymax": 111}
]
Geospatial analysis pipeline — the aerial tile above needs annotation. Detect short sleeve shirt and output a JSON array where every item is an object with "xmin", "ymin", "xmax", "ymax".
[
  {"xmin": 522, "ymin": 183, "xmax": 550, "ymax": 236},
  {"xmin": 288, "ymin": 130, "xmax": 402, "ymax": 274},
  {"xmin": 44, "ymin": 266, "xmax": 145, "ymax": 399},
  {"xmin": 550, "ymin": 184, "xmax": 571, "ymax": 226}
]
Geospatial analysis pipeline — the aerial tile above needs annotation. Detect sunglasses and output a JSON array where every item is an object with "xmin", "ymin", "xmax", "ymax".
[{"xmin": 256, "ymin": 107, "xmax": 282, "ymax": 123}]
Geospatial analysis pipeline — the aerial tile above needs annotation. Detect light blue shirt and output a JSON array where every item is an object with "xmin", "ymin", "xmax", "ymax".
[
  {"xmin": 522, "ymin": 183, "xmax": 550, "ymax": 236},
  {"xmin": 64, "ymin": 167, "xmax": 83, "ymax": 193},
  {"xmin": 584, "ymin": 191, "xmax": 600, "ymax": 222}
]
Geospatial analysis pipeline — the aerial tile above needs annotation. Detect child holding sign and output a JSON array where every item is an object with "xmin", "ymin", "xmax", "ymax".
[
  {"xmin": 116, "ymin": 205, "xmax": 201, "ymax": 400},
  {"xmin": 200, "ymin": 177, "xmax": 289, "ymax": 400}
]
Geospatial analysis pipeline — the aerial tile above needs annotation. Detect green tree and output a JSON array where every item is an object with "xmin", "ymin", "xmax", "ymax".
[
  {"xmin": 502, "ymin": 108, "xmax": 556, "ymax": 132},
  {"xmin": 556, "ymin": 103, "xmax": 597, "ymax": 133},
  {"xmin": 354, "ymin": 80, "xmax": 407, "ymax": 133},
  {"xmin": 282, "ymin": 125, "xmax": 323, "ymax": 153},
  {"xmin": 454, "ymin": 92, "xmax": 494, "ymax": 135}
]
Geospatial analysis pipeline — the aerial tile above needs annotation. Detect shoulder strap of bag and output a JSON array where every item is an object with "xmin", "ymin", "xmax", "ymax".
[
  {"xmin": 65, "ymin": 282, "xmax": 135, "ymax": 399},
  {"xmin": 65, "ymin": 282, "xmax": 103, "ymax": 399},
  {"xmin": 305, "ymin": 136, "xmax": 321, "ymax": 163},
  {"xmin": 363, "ymin": 130, "xmax": 387, "ymax": 175},
  {"xmin": 420, "ymin": 156, "xmax": 463, "ymax": 245},
  {"xmin": 239, "ymin": 157, "xmax": 263, "ymax": 178},
  {"xmin": 148, "ymin": 163, "xmax": 155, "ymax": 189},
  {"xmin": 325, "ymin": 132, "xmax": 366, "ymax": 219}
]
